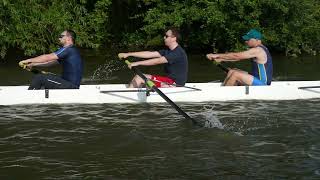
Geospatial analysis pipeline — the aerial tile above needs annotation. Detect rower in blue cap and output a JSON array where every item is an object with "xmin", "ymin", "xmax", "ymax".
[{"xmin": 206, "ymin": 29, "xmax": 273, "ymax": 86}]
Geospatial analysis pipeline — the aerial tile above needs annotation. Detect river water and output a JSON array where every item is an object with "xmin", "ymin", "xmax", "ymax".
[{"xmin": 0, "ymin": 51, "xmax": 320, "ymax": 179}]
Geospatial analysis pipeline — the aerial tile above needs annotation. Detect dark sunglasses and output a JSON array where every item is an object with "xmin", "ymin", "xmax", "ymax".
[
  {"xmin": 164, "ymin": 35, "xmax": 172, "ymax": 38},
  {"xmin": 59, "ymin": 34, "xmax": 67, "ymax": 38}
]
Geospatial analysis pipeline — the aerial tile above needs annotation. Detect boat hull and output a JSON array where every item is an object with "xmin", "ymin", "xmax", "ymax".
[{"xmin": 1, "ymin": 81, "xmax": 320, "ymax": 105}]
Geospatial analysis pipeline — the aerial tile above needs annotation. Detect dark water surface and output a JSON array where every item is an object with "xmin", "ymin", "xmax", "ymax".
[{"xmin": 0, "ymin": 51, "xmax": 320, "ymax": 179}]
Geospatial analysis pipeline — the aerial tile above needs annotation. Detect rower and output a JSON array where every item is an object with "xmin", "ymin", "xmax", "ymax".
[
  {"xmin": 19, "ymin": 30, "xmax": 83, "ymax": 90},
  {"xmin": 206, "ymin": 29, "xmax": 273, "ymax": 86},
  {"xmin": 118, "ymin": 27, "xmax": 188, "ymax": 88}
]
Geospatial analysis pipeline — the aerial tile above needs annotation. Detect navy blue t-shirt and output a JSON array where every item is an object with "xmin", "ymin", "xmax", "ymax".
[
  {"xmin": 158, "ymin": 45, "xmax": 188, "ymax": 85},
  {"xmin": 54, "ymin": 45, "xmax": 83, "ymax": 87}
]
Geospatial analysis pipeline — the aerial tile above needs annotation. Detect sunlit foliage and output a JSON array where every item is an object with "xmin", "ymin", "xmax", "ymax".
[
  {"xmin": 0, "ymin": 0, "xmax": 111, "ymax": 58},
  {"xmin": 0, "ymin": 0, "xmax": 319, "ymax": 58}
]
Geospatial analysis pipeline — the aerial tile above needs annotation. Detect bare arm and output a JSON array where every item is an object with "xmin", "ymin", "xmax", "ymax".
[
  {"xmin": 207, "ymin": 48, "xmax": 260, "ymax": 62},
  {"xmin": 31, "ymin": 60, "xmax": 59, "ymax": 67},
  {"xmin": 129, "ymin": 57, "xmax": 168, "ymax": 68},
  {"xmin": 118, "ymin": 51, "xmax": 161, "ymax": 59},
  {"xmin": 20, "ymin": 53, "xmax": 59, "ymax": 67}
]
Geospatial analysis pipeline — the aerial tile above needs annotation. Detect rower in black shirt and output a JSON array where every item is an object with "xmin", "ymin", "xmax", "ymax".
[{"xmin": 118, "ymin": 28, "xmax": 188, "ymax": 88}]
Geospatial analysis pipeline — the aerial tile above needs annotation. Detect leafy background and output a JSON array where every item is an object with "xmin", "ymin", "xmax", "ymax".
[{"xmin": 1, "ymin": 0, "xmax": 319, "ymax": 58}]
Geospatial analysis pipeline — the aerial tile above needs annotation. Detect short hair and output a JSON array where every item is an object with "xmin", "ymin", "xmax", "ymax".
[
  {"xmin": 167, "ymin": 27, "xmax": 181, "ymax": 42},
  {"xmin": 66, "ymin": 29, "xmax": 76, "ymax": 43}
]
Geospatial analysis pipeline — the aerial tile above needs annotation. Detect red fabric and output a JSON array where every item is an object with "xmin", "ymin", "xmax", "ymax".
[{"xmin": 150, "ymin": 75, "xmax": 175, "ymax": 87}]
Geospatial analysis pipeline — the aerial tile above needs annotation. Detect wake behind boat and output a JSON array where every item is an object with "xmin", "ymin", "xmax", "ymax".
[{"xmin": 1, "ymin": 81, "xmax": 320, "ymax": 105}]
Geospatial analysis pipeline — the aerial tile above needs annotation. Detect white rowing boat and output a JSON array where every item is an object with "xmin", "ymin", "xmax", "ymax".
[{"xmin": 0, "ymin": 81, "xmax": 320, "ymax": 105}]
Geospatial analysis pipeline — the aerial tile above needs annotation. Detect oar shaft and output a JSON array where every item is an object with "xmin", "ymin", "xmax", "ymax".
[
  {"xmin": 125, "ymin": 60, "xmax": 198, "ymax": 125},
  {"xmin": 217, "ymin": 63, "xmax": 229, "ymax": 73},
  {"xmin": 30, "ymin": 69, "xmax": 45, "ymax": 74},
  {"xmin": 100, "ymin": 89, "xmax": 151, "ymax": 93},
  {"xmin": 214, "ymin": 62, "xmax": 229, "ymax": 73},
  {"xmin": 298, "ymin": 86, "xmax": 320, "ymax": 89},
  {"xmin": 152, "ymin": 85, "xmax": 196, "ymax": 121}
]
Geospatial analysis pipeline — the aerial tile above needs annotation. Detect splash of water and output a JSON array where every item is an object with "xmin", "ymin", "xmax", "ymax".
[
  {"xmin": 91, "ymin": 59, "xmax": 124, "ymax": 81},
  {"xmin": 201, "ymin": 104, "xmax": 224, "ymax": 129}
]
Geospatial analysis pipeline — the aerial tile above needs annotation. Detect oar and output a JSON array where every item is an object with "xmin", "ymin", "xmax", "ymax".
[
  {"xmin": 18, "ymin": 62, "xmax": 54, "ymax": 75},
  {"xmin": 151, "ymin": 79, "xmax": 201, "ymax": 91},
  {"xmin": 124, "ymin": 60, "xmax": 199, "ymax": 125},
  {"xmin": 298, "ymin": 86, "xmax": 320, "ymax": 89},
  {"xmin": 100, "ymin": 89, "xmax": 152, "ymax": 93},
  {"xmin": 212, "ymin": 61, "xmax": 229, "ymax": 73}
]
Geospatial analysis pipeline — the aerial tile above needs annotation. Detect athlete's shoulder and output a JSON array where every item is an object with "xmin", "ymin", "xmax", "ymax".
[
  {"xmin": 54, "ymin": 47, "xmax": 67, "ymax": 55},
  {"xmin": 250, "ymin": 45, "xmax": 265, "ymax": 54}
]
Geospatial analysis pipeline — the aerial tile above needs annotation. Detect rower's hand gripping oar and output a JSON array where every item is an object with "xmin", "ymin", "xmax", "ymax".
[
  {"xmin": 18, "ymin": 61, "xmax": 53, "ymax": 75},
  {"xmin": 124, "ymin": 60, "xmax": 199, "ymax": 125}
]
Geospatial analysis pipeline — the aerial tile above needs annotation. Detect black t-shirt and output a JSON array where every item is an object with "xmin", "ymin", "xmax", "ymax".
[{"xmin": 158, "ymin": 45, "xmax": 188, "ymax": 85}]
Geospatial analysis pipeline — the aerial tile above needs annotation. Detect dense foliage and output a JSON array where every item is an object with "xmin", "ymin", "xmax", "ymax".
[
  {"xmin": 127, "ymin": 0, "xmax": 320, "ymax": 56},
  {"xmin": 0, "ymin": 0, "xmax": 111, "ymax": 58},
  {"xmin": 1, "ymin": 0, "xmax": 319, "ymax": 58}
]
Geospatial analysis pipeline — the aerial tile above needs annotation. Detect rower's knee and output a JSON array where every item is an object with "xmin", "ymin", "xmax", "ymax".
[
  {"xmin": 228, "ymin": 69, "xmax": 235, "ymax": 75},
  {"xmin": 230, "ymin": 70, "xmax": 243, "ymax": 79},
  {"xmin": 28, "ymin": 74, "xmax": 46, "ymax": 90},
  {"xmin": 130, "ymin": 75, "xmax": 144, "ymax": 88},
  {"xmin": 224, "ymin": 71, "xmax": 242, "ymax": 86}
]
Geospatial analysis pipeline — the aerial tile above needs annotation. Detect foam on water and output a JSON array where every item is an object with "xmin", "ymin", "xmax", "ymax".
[{"xmin": 200, "ymin": 104, "xmax": 224, "ymax": 129}]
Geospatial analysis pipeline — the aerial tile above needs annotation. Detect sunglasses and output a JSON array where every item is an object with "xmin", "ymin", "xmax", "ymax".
[
  {"xmin": 59, "ymin": 34, "xmax": 67, "ymax": 38},
  {"xmin": 164, "ymin": 35, "xmax": 172, "ymax": 39}
]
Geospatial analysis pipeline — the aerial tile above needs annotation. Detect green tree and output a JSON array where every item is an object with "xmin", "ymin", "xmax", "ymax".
[
  {"xmin": 1, "ymin": 0, "xmax": 319, "ymax": 58},
  {"xmin": 0, "ymin": 0, "xmax": 111, "ymax": 59},
  {"xmin": 122, "ymin": 0, "xmax": 320, "ymax": 56}
]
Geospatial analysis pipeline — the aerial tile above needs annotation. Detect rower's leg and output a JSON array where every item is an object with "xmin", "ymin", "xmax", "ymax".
[
  {"xmin": 28, "ymin": 74, "xmax": 77, "ymax": 90},
  {"xmin": 224, "ymin": 70, "xmax": 253, "ymax": 86},
  {"xmin": 28, "ymin": 74, "xmax": 46, "ymax": 90},
  {"xmin": 223, "ymin": 69, "xmax": 244, "ymax": 86},
  {"xmin": 223, "ymin": 69, "xmax": 235, "ymax": 85}
]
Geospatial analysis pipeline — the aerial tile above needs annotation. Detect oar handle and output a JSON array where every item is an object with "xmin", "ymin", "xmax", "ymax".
[
  {"xmin": 19, "ymin": 61, "xmax": 30, "ymax": 70},
  {"xmin": 18, "ymin": 61, "xmax": 52, "ymax": 75},
  {"xmin": 124, "ymin": 60, "xmax": 131, "ymax": 65}
]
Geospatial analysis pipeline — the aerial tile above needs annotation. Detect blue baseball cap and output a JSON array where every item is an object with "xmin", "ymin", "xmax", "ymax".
[{"xmin": 242, "ymin": 29, "xmax": 262, "ymax": 41}]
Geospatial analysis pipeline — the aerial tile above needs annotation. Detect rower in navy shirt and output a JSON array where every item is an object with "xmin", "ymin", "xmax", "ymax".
[
  {"xmin": 118, "ymin": 28, "xmax": 188, "ymax": 88},
  {"xmin": 19, "ymin": 30, "xmax": 83, "ymax": 89}
]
